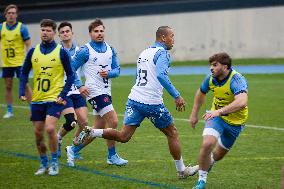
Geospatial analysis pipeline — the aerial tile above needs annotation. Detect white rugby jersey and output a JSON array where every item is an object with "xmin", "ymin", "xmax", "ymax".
[
  {"xmin": 82, "ymin": 42, "xmax": 113, "ymax": 100},
  {"xmin": 67, "ymin": 45, "xmax": 81, "ymax": 96},
  {"xmin": 128, "ymin": 47, "xmax": 164, "ymax": 104}
]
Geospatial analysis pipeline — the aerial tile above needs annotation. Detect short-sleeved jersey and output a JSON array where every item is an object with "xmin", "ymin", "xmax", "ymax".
[
  {"xmin": 31, "ymin": 44, "xmax": 64, "ymax": 102},
  {"xmin": 128, "ymin": 46, "xmax": 165, "ymax": 104},
  {"xmin": 1, "ymin": 22, "xmax": 25, "ymax": 67},
  {"xmin": 82, "ymin": 42, "xmax": 113, "ymax": 100},
  {"xmin": 202, "ymin": 70, "xmax": 248, "ymax": 125}
]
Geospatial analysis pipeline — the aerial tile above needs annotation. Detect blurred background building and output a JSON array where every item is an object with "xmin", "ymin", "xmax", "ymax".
[{"xmin": 1, "ymin": 0, "xmax": 284, "ymax": 63}]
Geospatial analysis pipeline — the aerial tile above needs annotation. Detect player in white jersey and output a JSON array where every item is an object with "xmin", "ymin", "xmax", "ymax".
[
  {"xmin": 76, "ymin": 26, "xmax": 199, "ymax": 178},
  {"xmin": 56, "ymin": 22, "xmax": 88, "ymax": 159},
  {"xmin": 66, "ymin": 19, "xmax": 128, "ymax": 167}
]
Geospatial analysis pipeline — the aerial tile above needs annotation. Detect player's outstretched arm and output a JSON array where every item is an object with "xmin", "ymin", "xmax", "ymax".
[
  {"xmin": 155, "ymin": 51, "xmax": 180, "ymax": 100},
  {"xmin": 190, "ymin": 89, "xmax": 206, "ymax": 128}
]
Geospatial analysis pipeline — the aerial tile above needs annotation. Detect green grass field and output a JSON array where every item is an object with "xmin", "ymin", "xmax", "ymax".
[{"xmin": 0, "ymin": 73, "xmax": 283, "ymax": 189}]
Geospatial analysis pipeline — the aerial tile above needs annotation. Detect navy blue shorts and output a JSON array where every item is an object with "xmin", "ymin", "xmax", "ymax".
[
  {"xmin": 88, "ymin": 94, "xmax": 112, "ymax": 112},
  {"xmin": 2, "ymin": 66, "xmax": 22, "ymax": 78},
  {"xmin": 64, "ymin": 94, "xmax": 87, "ymax": 109},
  {"xmin": 30, "ymin": 102, "xmax": 65, "ymax": 121}
]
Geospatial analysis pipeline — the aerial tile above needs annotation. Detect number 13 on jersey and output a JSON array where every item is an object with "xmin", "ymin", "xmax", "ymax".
[{"xmin": 137, "ymin": 69, "xmax": 148, "ymax": 86}]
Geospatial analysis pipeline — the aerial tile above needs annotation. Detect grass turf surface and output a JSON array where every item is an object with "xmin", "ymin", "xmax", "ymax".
[{"xmin": 0, "ymin": 73, "xmax": 283, "ymax": 189}]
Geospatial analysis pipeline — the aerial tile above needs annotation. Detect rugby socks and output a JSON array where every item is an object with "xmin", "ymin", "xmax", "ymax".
[
  {"xmin": 57, "ymin": 134, "xmax": 62, "ymax": 144},
  {"xmin": 90, "ymin": 129, "xmax": 103, "ymax": 138},
  {"xmin": 51, "ymin": 153, "xmax": 58, "ymax": 164},
  {"xmin": 108, "ymin": 146, "xmax": 116, "ymax": 159},
  {"xmin": 208, "ymin": 152, "xmax": 216, "ymax": 172},
  {"xmin": 210, "ymin": 152, "xmax": 215, "ymax": 164},
  {"xmin": 40, "ymin": 155, "xmax": 48, "ymax": 167},
  {"xmin": 72, "ymin": 144, "xmax": 84, "ymax": 154},
  {"xmin": 174, "ymin": 156, "xmax": 186, "ymax": 172},
  {"xmin": 198, "ymin": 170, "xmax": 208, "ymax": 183},
  {"xmin": 7, "ymin": 104, "xmax": 12, "ymax": 113}
]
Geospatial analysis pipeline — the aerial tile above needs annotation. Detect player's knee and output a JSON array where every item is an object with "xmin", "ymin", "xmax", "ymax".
[
  {"xmin": 78, "ymin": 117, "xmax": 88, "ymax": 128},
  {"xmin": 45, "ymin": 126, "xmax": 56, "ymax": 135},
  {"xmin": 78, "ymin": 121, "xmax": 88, "ymax": 129},
  {"xmin": 63, "ymin": 113, "xmax": 77, "ymax": 131},
  {"xmin": 34, "ymin": 127, "xmax": 44, "ymax": 137},
  {"xmin": 34, "ymin": 131, "xmax": 44, "ymax": 140},
  {"xmin": 202, "ymin": 140, "xmax": 215, "ymax": 151},
  {"xmin": 170, "ymin": 126, "xmax": 178, "ymax": 137},
  {"xmin": 108, "ymin": 118, "xmax": 118, "ymax": 129},
  {"xmin": 164, "ymin": 125, "xmax": 178, "ymax": 138}
]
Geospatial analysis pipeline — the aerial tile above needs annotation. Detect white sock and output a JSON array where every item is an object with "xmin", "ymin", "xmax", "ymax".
[
  {"xmin": 57, "ymin": 134, "xmax": 62, "ymax": 144},
  {"xmin": 174, "ymin": 156, "xmax": 186, "ymax": 172},
  {"xmin": 198, "ymin": 170, "xmax": 208, "ymax": 182},
  {"xmin": 210, "ymin": 152, "xmax": 215, "ymax": 165},
  {"xmin": 209, "ymin": 152, "xmax": 216, "ymax": 171},
  {"xmin": 90, "ymin": 129, "xmax": 103, "ymax": 138}
]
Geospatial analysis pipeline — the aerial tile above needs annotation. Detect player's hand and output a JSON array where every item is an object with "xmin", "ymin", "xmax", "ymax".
[
  {"xmin": 99, "ymin": 70, "xmax": 108, "ymax": 78},
  {"xmin": 56, "ymin": 96, "xmax": 66, "ymax": 105},
  {"xmin": 19, "ymin": 96, "xmax": 27, "ymax": 101},
  {"xmin": 190, "ymin": 113, "xmax": 199, "ymax": 129},
  {"xmin": 175, "ymin": 96, "xmax": 186, "ymax": 112},
  {"xmin": 79, "ymin": 86, "xmax": 90, "ymax": 98},
  {"xmin": 202, "ymin": 110, "xmax": 221, "ymax": 121}
]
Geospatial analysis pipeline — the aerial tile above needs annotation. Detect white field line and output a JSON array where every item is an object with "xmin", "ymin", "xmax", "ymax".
[
  {"xmin": 116, "ymin": 114, "xmax": 284, "ymax": 131},
  {"xmin": 1, "ymin": 104, "xmax": 284, "ymax": 132}
]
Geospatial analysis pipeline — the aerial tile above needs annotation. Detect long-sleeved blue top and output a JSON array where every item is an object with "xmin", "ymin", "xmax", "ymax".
[
  {"xmin": 0, "ymin": 22, "xmax": 30, "ymax": 41},
  {"xmin": 61, "ymin": 42, "xmax": 77, "ymax": 57},
  {"xmin": 19, "ymin": 41, "xmax": 74, "ymax": 101},
  {"xmin": 151, "ymin": 42, "xmax": 180, "ymax": 99},
  {"xmin": 72, "ymin": 41, "xmax": 120, "ymax": 87}
]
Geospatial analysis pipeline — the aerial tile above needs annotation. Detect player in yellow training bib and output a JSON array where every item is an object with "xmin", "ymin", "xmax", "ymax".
[
  {"xmin": 0, "ymin": 4, "xmax": 32, "ymax": 118},
  {"xmin": 19, "ymin": 19, "xmax": 74, "ymax": 176},
  {"xmin": 190, "ymin": 52, "xmax": 248, "ymax": 189}
]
